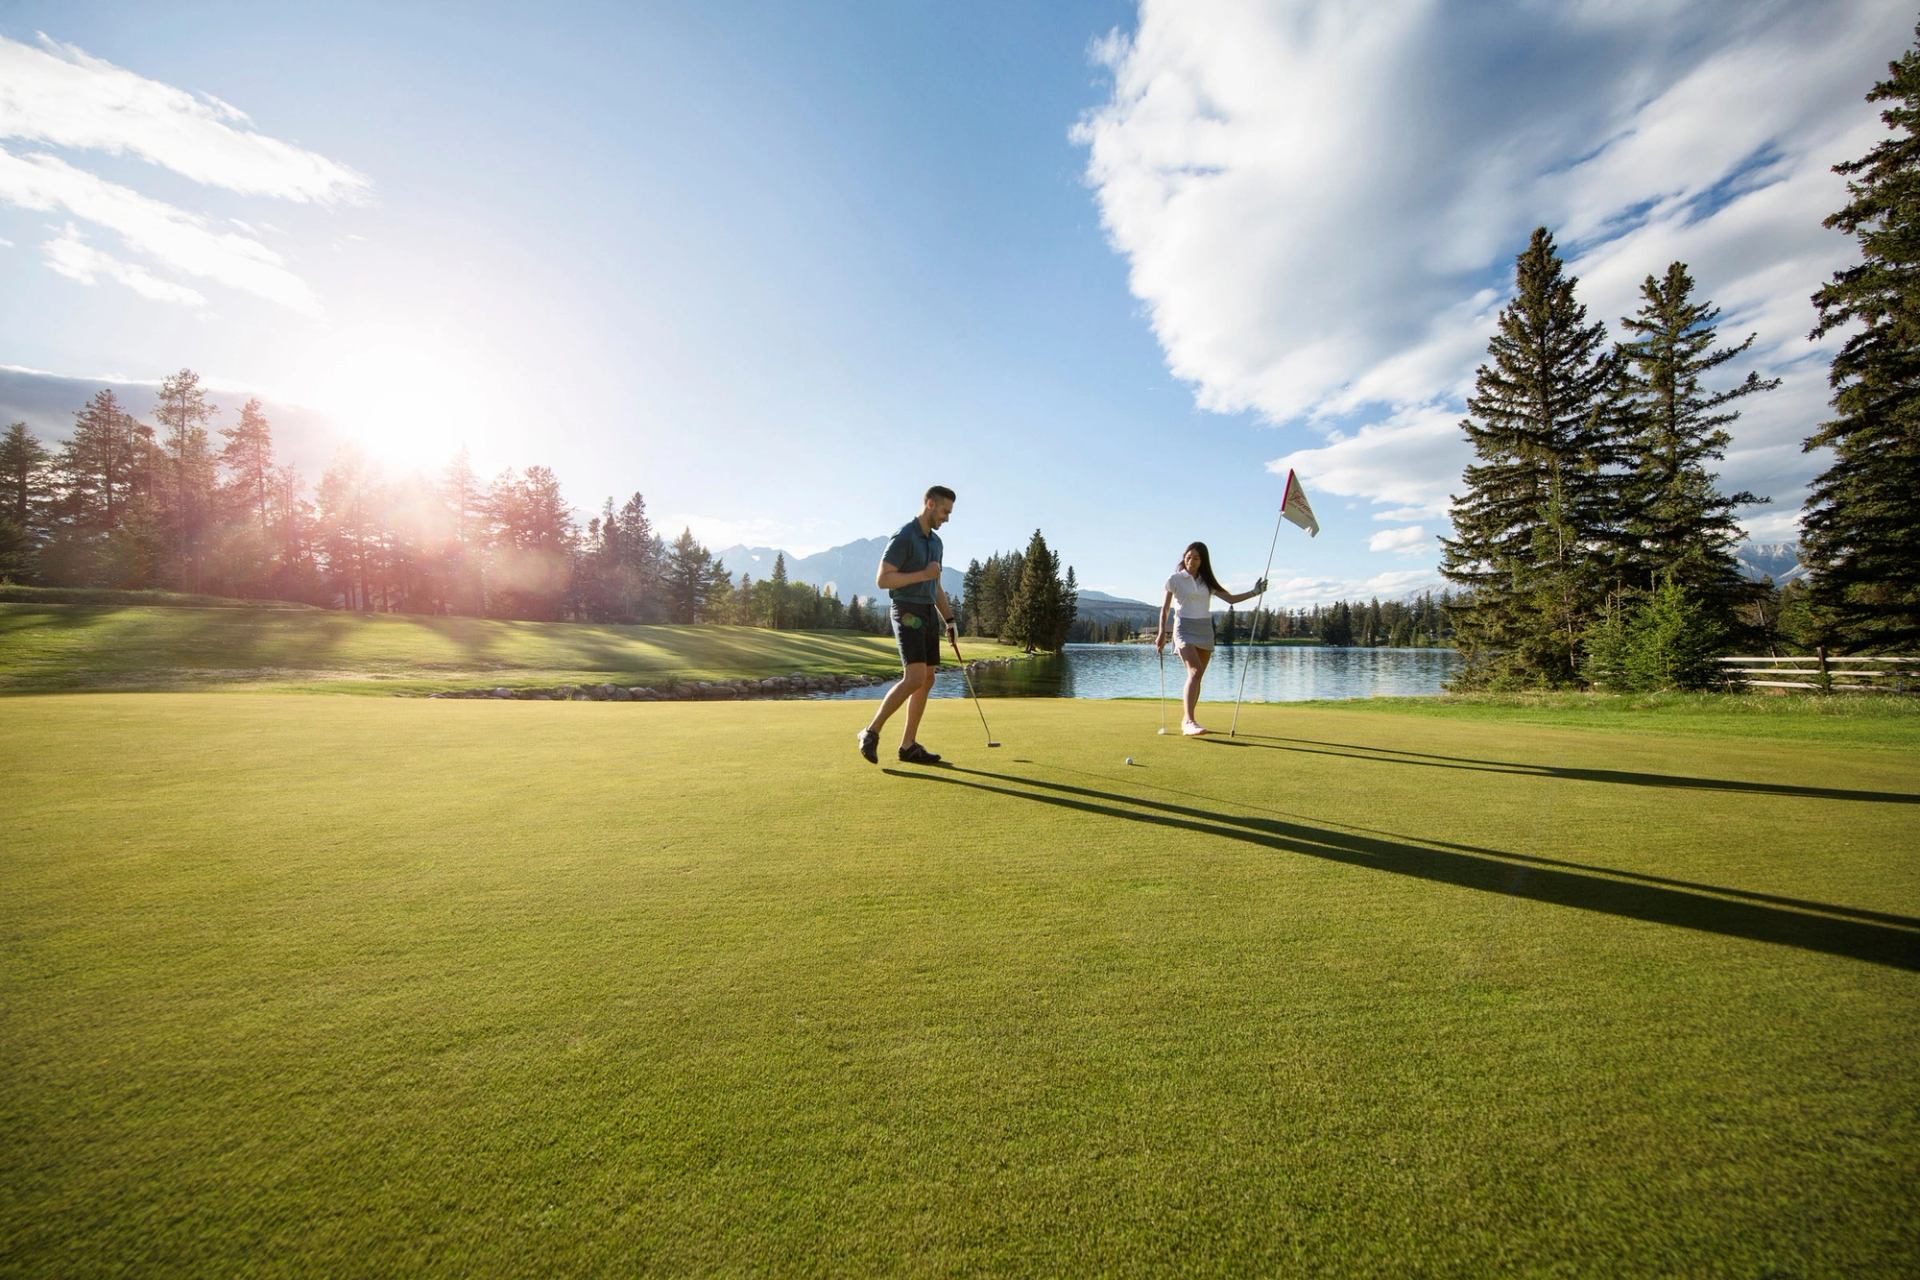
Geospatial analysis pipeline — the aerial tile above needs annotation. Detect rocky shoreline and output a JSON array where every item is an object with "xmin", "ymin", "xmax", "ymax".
[{"xmin": 426, "ymin": 657, "xmax": 1018, "ymax": 701}]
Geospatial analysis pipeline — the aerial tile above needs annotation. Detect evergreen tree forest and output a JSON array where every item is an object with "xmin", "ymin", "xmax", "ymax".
[
  {"xmin": 0, "ymin": 369, "xmax": 891, "ymax": 630},
  {"xmin": 1440, "ymin": 230, "xmax": 1782, "ymax": 690},
  {"xmin": 958, "ymin": 531, "xmax": 1078, "ymax": 652},
  {"xmin": 1440, "ymin": 26, "xmax": 1920, "ymax": 686}
]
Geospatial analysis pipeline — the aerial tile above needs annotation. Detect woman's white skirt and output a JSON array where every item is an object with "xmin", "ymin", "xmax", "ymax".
[{"xmin": 1175, "ymin": 616, "xmax": 1214, "ymax": 651}]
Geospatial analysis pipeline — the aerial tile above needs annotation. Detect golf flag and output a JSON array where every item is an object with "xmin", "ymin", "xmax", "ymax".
[{"xmin": 1280, "ymin": 469, "xmax": 1320, "ymax": 537}]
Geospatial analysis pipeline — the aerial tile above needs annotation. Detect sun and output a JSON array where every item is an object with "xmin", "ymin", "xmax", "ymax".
[{"xmin": 301, "ymin": 322, "xmax": 502, "ymax": 472}]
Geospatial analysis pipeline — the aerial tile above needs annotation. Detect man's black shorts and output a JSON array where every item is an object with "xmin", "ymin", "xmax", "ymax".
[{"xmin": 890, "ymin": 603, "xmax": 944, "ymax": 667}]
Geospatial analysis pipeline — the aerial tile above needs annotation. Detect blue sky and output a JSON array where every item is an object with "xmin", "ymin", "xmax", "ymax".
[{"xmin": 0, "ymin": 1, "xmax": 1911, "ymax": 606}]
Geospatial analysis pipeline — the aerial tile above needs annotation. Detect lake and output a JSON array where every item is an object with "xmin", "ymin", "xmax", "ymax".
[{"xmin": 824, "ymin": 643, "xmax": 1464, "ymax": 701}]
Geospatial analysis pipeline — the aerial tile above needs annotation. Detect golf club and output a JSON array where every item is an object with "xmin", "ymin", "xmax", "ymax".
[
  {"xmin": 1157, "ymin": 646, "xmax": 1168, "ymax": 735},
  {"xmin": 946, "ymin": 619, "xmax": 1000, "ymax": 747}
]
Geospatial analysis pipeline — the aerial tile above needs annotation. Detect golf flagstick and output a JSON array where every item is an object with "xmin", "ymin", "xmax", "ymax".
[
  {"xmin": 1229, "ymin": 508, "xmax": 1284, "ymax": 738},
  {"xmin": 1231, "ymin": 470, "xmax": 1320, "ymax": 738}
]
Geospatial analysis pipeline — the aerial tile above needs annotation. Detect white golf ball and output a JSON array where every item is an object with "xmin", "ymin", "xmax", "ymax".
[{"xmin": 1125, "ymin": 756, "xmax": 1134, "ymax": 765}]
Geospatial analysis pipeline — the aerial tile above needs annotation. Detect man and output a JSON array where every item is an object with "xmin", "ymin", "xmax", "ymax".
[{"xmin": 857, "ymin": 485, "xmax": 957, "ymax": 765}]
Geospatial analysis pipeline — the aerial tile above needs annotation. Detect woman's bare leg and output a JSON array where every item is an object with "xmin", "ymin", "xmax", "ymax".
[{"xmin": 1179, "ymin": 644, "xmax": 1213, "ymax": 727}]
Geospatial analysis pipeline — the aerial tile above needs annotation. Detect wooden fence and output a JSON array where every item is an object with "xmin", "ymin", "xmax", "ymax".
[{"xmin": 1718, "ymin": 650, "xmax": 1920, "ymax": 693}]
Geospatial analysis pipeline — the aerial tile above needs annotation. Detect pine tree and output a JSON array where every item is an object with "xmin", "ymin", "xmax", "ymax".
[
  {"xmin": 1616, "ymin": 262, "xmax": 1777, "ymax": 625},
  {"xmin": 58, "ymin": 390, "xmax": 135, "ymax": 532},
  {"xmin": 1441, "ymin": 228, "xmax": 1620, "ymax": 687},
  {"xmin": 152, "ymin": 369, "xmax": 219, "ymax": 591},
  {"xmin": 1802, "ymin": 24, "xmax": 1920, "ymax": 651},
  {"xmin": 971, "ymin": 550, "xmax": 1025, "ymax": 638},
  {"xmin": 704, "ymin": 555, "xmax": 733, "ymax": 622},
  {"xmin": 219, "ymin": 398, "xmax": 276, "ymax": 533},
  {"xmin": 483, "ymin": 465, "xmax": 576, "ymax": 620},
  {"xmin": 575, "ymin": 492, "xmax": 661, "ymax": 623},
  {"xmin": 770, "ymin": 552, "xmax": 789, "ymax": 629},
  {"xmin": 0, "ymin": 422, "xmax": 50, "ymax": 581},
  {"xmin": 961, "ymin": 559, "xmax": 984, "ymax": 634},
  {"xmin": 663, "ymin": 528, "xmax": 720, "ymax": 623},
  {"xmin": 616, "ymin": 492, "xmax": 662, "ymax": 620},
  {"xmin": 1323, "ymin": 601, "xmax": 1354, "ymax": 647},
  {"xmin": 1002, "ymin": 534, "xmax": 1047, "ymax": 651},
  {"xmin": 211, "ymin": 398, "xmax": 279, "ymax": 595},
  {"xmin": 1057, "ymin": 565, "xmax": 1079, "ymax": 649},
  {"xmin": 1003, "ymin": 530, "xmax": 1074, "ymax": 652}
]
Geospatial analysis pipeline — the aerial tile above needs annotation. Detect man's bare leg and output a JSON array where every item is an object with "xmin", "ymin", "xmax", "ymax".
[
  {"xmin": 868, "ymin": 663, "xmax": 932, "ymax": 739},
  {"xmin": 900, "ymin": 667, "xmax": 933, "ymax": 748}
]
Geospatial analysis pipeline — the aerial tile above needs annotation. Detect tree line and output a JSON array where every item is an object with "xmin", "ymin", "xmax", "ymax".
[
  {"xmin": 1071, "ymin": 592, "xmax": 1461, "ymax": 647},
  {"xmin": 0, "ymin": 373, "xmax": 893, "ymax": 627},
  {"xmin": 0, "ymin": 384, "xmax": 1078, "ymax": 643},
  {"xmin": 1439, "ymin": 26, "xmax": 1920, "ymax": 689},
  {"xmin": 958, "ymin": 529, "xmax": 1078, "ymax": 651}
]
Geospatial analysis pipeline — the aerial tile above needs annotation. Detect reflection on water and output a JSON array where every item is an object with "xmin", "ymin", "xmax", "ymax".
[{"xmin": 824, "ymin": 643, "xmax": 1463, "ymax": 702}]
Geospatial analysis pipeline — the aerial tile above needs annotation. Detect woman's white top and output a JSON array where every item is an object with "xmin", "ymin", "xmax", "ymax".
[{"xmin": 1165, "ymin": 569, "xmax": 1215, "ymax": 621}]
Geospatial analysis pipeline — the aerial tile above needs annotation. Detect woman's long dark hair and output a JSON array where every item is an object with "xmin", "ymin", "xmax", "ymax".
[{"xmin": 1180, "ymin": 541, "xmax": 1223, "ymax": 595}]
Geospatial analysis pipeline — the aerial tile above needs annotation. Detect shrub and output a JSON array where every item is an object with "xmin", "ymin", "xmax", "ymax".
[{"xmin": 1582, "ymin": 578, "xmax": 1727, "ymax": 691}]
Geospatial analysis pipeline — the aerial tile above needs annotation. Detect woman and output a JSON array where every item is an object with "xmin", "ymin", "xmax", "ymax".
[{"xmin": 1154, "ymin": 542, "xmax": 1266, "ymax": 736}]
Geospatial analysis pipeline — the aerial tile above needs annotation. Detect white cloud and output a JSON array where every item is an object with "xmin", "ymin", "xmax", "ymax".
[
  {"xmin": 0, "ymin": 147, "xmax": 319, "ymax": 314},
  {"xmin": 1265, "ymin": 569, "xmax": 1441, "ymax": 609},
  {"xmin": 1078, "ymin": 0, "xmax": 1913, "ymax": 554},
  {"xmin": 1368, "ymin": 525, "xmax": 1431, "ymax": 557},
  {"xmin": 0, "ymin": 33, "xmax": 369, "ymax": 203},
  {"xmin": 1267, "ymin": 405, "xmax": 1465, "ymax": 519},
  {"xmin": 42, "ymin": 222, "xmax": 207, "ymax": 307}
]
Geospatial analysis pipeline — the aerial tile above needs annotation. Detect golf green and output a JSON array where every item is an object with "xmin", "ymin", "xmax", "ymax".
[{"xmin": 3, "ymin": 694, "xmax": 1916, "ymax": 1274}]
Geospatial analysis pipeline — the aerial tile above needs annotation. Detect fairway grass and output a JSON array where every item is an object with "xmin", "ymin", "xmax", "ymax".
[
  {"xmin": 3, "ymin": 695, "xmax": 1917, "ymax": 1274},
  {"xmin": 0, "ymin": 605, "xmax": 1027, "ymax": 695}
]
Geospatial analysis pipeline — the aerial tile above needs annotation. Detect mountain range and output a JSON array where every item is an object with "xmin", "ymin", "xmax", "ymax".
[
  {"xmin": 1732, "ymin": 542, "xmax": 1807, "ymax": 585},
  {"xmin": 715, "ymin": 538, "xmax": 969, "ymax": 605}
]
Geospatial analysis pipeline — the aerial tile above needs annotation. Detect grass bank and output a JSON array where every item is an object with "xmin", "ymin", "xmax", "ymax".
[
  {"xmin": 3, "ymin": 695, "xmax": 1915, "ymax": 1274},
  {"xmin": 1337, "ymin": 689, "xmax": 1920, "ymax": 750},
  {"xmin": 0, "ymin": 585, "xmax": 322, "ymax": 610},
  {"xmin": 0, "ymin": 604, "xmax": 1027, "ymax": 695}
]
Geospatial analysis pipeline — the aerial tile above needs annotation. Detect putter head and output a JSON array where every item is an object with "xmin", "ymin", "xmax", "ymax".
[{"xmin": 987, "ymin": 741, "xmax": 1001, "ymax": 748}]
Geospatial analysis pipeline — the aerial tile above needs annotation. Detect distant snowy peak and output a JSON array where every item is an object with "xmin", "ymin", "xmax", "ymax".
[
  {"xmin": 1734, "ymin": 542, "xmax": 1807, "ymax": 585},
  {"xmin": 716, "ymin": 536, "xmax": 961, "ymax": 601},
  {"xmin": 712, "ymin": 545, "xmax": 786, "ymax": 574}
]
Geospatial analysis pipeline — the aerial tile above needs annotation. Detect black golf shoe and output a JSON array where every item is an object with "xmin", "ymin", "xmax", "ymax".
[
  {"xmin": 898, "ymin": 742, "xmax": 942, "ymax": 764},
  {"xmin": 857, "ymin": 727, "xmax": 879, "ymax": 764}
]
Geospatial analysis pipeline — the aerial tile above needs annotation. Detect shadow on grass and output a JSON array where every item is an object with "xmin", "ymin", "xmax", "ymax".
[
  {"xmin": 884, "ymin": 765, "xmax": 1920, "ymax": 973},
  {"xmin": 1208, "ymin": 733, "xmax": 1920, "ymax": 806}
]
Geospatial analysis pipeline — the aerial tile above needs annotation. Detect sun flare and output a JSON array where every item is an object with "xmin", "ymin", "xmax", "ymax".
[{"xmin": 301, "ymin": 323, "xmax": 501, "ymax": 472}]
